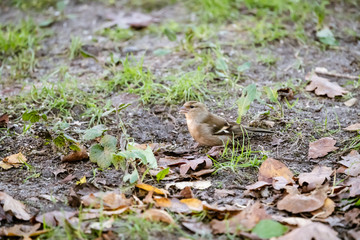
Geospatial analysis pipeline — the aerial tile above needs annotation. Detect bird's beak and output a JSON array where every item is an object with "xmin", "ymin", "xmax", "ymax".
[{"xmin": 179, "ymin": 106, "xmax": 188, "ymax": 114}]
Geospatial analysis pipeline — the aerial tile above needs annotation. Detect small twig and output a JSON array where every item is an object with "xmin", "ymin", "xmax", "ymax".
[{"xmin": 315, "ymin": 67, "xmax": 359, "ymax": 80}]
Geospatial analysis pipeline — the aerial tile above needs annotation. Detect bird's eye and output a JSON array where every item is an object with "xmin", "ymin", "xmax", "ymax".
[{"xmin": 190, "ymin": 106, "xmax": 194, "ymax": 108}]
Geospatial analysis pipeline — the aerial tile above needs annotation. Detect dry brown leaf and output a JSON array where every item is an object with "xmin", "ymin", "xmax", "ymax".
[
  {"xmin": 347, "ymin": 177, "xmax": 360, "ymax": 197},
  {"xmin": 298, "ymin": 166, "xmax": 333, "ymax": 191},
  {"xmin": 180, "ymin": 199, "xmax": 203, "ymax": 211},
  {"xmin": 190, "ymin": 168, "xmax": 215, "ymax": 177},
  {"xmin": 272, "ymin": 215, "xmax": 313, "ymax": 227},
  {"xmin": 179, "ymin": 186, "xmax": 194, "ymax": 199},
  {"xmin": 154, "ymin": 198, "xmax": 190, "ymax": 213},
  {"xmin": 89, "ymin": 217, "xmax": 114, "ymax": 231},
  {"xmin": 308, "ymin": 137, "xmax": 338, "ymax": 159},
  {"xmin": 311, "ymin": 198, "xmax": 335, "ymax": 218},
  {"xmin": 61, "ymin": 147, "xmax": 88, "ymax": 162},
  {"xmin": 35, "ymin": 211, "xmax": 77, "ymax": 227},
  {"xmin": 258, "ymin": 158, "xmax": 294, "ymax": 183},
  {"xmin": 210, "ymin": 202, "xmax": 270, "ymax": 234},
  {"xmin": 0, "ymin": 153, "xmax": 27, "ymax": 169},
  {"xmin": 158, "ymin": 156, "xmax": 188, "ymax": 167},
  {"xmin": 339, "ymin": 150, "xmax": 360, "ymax": 177},
  {"xmin": 136, "ymin": 183, "xmax": 167, "ymax": 195},
  {"xmin": 344, "ymin": 208, "xmax": 360, "ymax": 225},
  {"xmin": 166, "ymin": 180, "xmax": 212, "ymax": 190},
  {"xmin": 142, "ymin": 209, "xmax": 175, "ymax": 224},
  {"xmin": 182, "ymin": 221, "xmax": 212, "ymax": 235},
  {"xmin": 0, "ymin": 192, "xmax": 31, "ymax": 221},
  {"xmin": 0, "ymin": 113, "xmax": 9, "ymax": 128},
  {"xmin": 344, "ymin": 123, "xmax": 360, "ymax": 131},
  {"xmin": 179, "ymin": 156, "xmax": 212, "ymax": 176},
  {"xmin": 277, "ymin": 222, "xmax": 339, "ymax": 240},
  {"xmin": 349, "ymin": 230, "xmax": 360, "ymax": 240},
  {"xmin": 214, "ymin": 189, "xmax": 235, "ymax": 198},
  {"xmin": 0, "ymin": 223, "xmax": 48, "ymax": 240},
  {"xmin": 246, "ymin": 181, "xmax": 271, "ymax": 190},
  {"xmin": 277, "ymin": 186, "xmax": 328, "ymax": 214},
  {"xmin": 305, "ymin": 72, "xmax": 348, "ymax": 98},
  {"xmin": 81, "ymin": 191, "xmax": 132, "ymax": 210},
  {"xmin": 154, "ymin": 198, "xmax": 202, "ymax": 212}
]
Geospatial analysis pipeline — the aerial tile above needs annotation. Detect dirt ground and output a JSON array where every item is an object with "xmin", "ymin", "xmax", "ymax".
[{"xmin": 0, "ymin": 0, "xmax": 360, "ymax": 239}]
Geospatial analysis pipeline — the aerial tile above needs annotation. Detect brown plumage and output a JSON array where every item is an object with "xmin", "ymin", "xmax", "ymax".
[{"xmin": 179, "ymin": 101, "xmax": 273, "ymax": 146}]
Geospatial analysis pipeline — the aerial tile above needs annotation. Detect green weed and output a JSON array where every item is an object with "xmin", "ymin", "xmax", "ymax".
[
  {"xmin": 212, "ymin": 137, "xmax": 267, "ymax": 173},
  {"xmin": 69, "ymin": 36, "xmax": 83, "ymax": 60}
]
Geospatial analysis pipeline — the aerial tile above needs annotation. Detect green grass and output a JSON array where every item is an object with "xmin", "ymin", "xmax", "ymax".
[
  {"xmin": 68, "ymin": 36, "xmax": 83, "ymax": 60},
  {"xmin": 0, "ymin": 20, "xmax": 43, "ymax": 80},
  {"xmin": 39, "ymin": 212, "xmax": 189, "ymax": 240},
  {"xmin": 0, "ymin": 20, "xmax": 39, "ymax": 58},
  {"xmin": 212, "ymin": 137, "xmax": 267, "ymax": 173}
]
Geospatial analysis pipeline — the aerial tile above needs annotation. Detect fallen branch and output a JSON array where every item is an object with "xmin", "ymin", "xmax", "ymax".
[{"xmin": 315, "ymin": 67, "xmax": 359, "ymax": 80}]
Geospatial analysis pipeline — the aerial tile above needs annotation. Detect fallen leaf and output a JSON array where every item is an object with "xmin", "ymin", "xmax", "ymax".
[
  {"xmin": 347, "ymin": 177, "xmax": 360, "ymax": 197},
  {"xmin": 344, "ymin": 98, "xmax": 357, "ymax": 107},
  {"xmin": 251, "ymin": 219, "xmax": 288, "ymax": 239},
  {"xmin": 190, "ymin": 168, "xmax": 215, "ymax": 177},
  {"xmin": 179, "ymin": 156, "xmax": 212, "ymax": 176},
  {"xmin": 277, "ymin": 222, "xmax": 339, "ymax": 240},
  {"xmin": 168, "ymin": 180, "xmax": 212, "ymax": 190},
  {"xmin": 210, "ymin": 202, "xmax": 270, "ymax": 234},
  {"xmin": 305, "ymin": 72, "xmax": 348, "ymax": 98},
  {"xmin": 89, "ymin": 217, "xmax": 114, "ymax": 231},
  {"xmin": 182, "ymin": 221, "xmax": 212, "ymax": 235},
  {"xmin": 258, "ymin": 158, "xmax": 294, "ymax": 183},
  {"xmin": 81, "ymin": 191, "xmax": 132, "ymax": 210},
  {"xmin": 311, "ymin": 198, "xmax": 335, "ymax": 218},
  {"xmin": 214, "ymin": 189, "xmax": 235, "ymax": 198},
  {"xmin": 0, "ymin": 113, "xmax": 9, "ymax": 128},
  {"xmin": 298, "ymin": 166, "xmax": 333, "ymax": 191},
  {"xmin": 158, "ymin": 156, "xmax": 188, "ymax": 167},
  {"xmin": 35, "ymin": 211, "xmax": 77, "ymax": 227},
  {"xmin": 339, "ymin": 150, "xmax": 360, "ymax": 176},
  {"xmin": 0, "ymin": 223, "xmax": 48, "ymax": 240},
  {"xmin": 277, "ymin": 87, "xmax": 294, "ymax": 100},
  {"xmin": 154, "ymin": 198, "xmax": 190, "ymax": 213},
  {"xmin": 62, "ymin": 147, "xmax": 88, "ymax": 162},
  {"xmin": 179, "ymin": 186, "xmax": 194, "ymax": 199},
  {"xmin": 0, "ymin": 192, "xmax": 31, "ymax": 221},
  {"xmin": 76, "ymin": 176, "xmax": 87, "ymax": 185},
  {"xmin": 180, "ymin": 198, "xmax": 203, "ymax": 211},
  {"xmin": 207, "ymin": 146, "xmax": 223, "ymax": 158},
  {"xmin": 277, "ymin": 186, "xmax": 328, "ymax": 214},
  {"xmin": 344, "ymin": 208, "xmax": 360, "ymax": 225},
  {"xmin": 344, "ymin": 123, "xmax": 360, "ymax": 131},
  {"xmin": 272, "ymin": 176, "xmax": 291, "ymax": 190},
  {"xmin": 349, "ymin": 230, "xmax": 360, "ymax": 240},
  {"xmin": 83, "ymin": 207, "xmax": 129, "ymax": 219},
  {"xmin": 136, "ymin": 183, "xmax": 168, "ymax": 195},
  {"xmin": 246, "ymin": 181, "xmax": 271, "ymax": 191},
  {"xmin": 271, "ymin": 215, "xmax": 313, "ymax": 227},
  {"xmin": 0, "ymin": 153, "xmax": 27, "ymax": 170},
  {"xmin": 308, "ymin": 137, "xmax": 338, "ymax": 159},
  {"xmin": 142, "ymin": 209, "xmax": 175, "ymax": 224}
]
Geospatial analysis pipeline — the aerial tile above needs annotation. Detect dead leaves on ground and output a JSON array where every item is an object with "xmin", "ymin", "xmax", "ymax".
[
  {"xmin": 305, "ymin": 72, "xmax": 348, "ymax": 98},
  {"xmin": 0, "ymin": 192, "xmax": 32, "ymax": 221},
  {"xmin": 0, "ymin": 152, "xmax": 27, "ymax": 170},
  {"xmin": 308, "ymin": 137, "xmax": 338, "ymax": 159}
]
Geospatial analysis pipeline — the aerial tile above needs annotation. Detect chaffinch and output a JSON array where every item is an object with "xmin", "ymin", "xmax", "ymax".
[{"xmin": 179, "ymin": 101, "xmax": 273, "ymax": 146}]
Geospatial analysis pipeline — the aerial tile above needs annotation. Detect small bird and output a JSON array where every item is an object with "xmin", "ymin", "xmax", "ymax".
[{"xmin": 179, "ymin": 101, "xmax": 273, "ymax": 146}]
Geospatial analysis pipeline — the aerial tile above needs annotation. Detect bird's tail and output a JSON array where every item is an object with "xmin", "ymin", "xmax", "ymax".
[{"xmin": 242, "ymin": 125, "xmax": 274, "ymax": 134}]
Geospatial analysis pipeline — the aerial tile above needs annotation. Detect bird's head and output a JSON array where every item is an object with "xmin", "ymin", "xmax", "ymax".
[{"xmin": 179, "ymin": 101, "xmax": 208, "ymax": 121}]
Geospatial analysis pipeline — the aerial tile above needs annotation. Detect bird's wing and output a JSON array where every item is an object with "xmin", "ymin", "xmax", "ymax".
[{"xmin": 202, "ymin": 113, "xmax": 234, "ymax": 135}]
